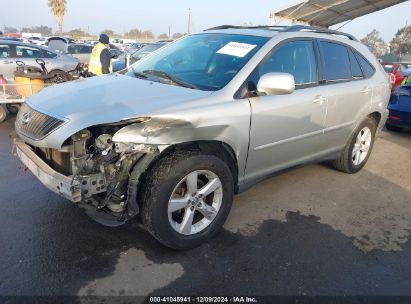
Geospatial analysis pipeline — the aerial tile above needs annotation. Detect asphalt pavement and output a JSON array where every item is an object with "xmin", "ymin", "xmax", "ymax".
[{"xmin": 0, "ymin": 116, "xmax": 411, "ymax": 297}]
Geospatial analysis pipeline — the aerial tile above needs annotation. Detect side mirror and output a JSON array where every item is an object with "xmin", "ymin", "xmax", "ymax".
[{"xmin": 257, "ymin": 72, "xmax": 295, "ymax": 96}]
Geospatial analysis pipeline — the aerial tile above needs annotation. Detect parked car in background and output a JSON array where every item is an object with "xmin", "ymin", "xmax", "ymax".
[
  {"xmin": 46, "ymin": 37, "xmax": 76, "ymax": 49},
  {"xmin": 14, "ymin": 25, "xmax": 390, "ymax": 249},
  {"xmin": 386, "ymin": 84, "xmax": 411, "ymax": 131},
  {"xmin": 67, "ymin": 44, "xmax": 94, "ymax": 64},
  {"xmin": 85, "ymin": 40, "xmax": 99, "ymax": 45},
  {"xmin": 109, "ymin": 44, "xmax": 122, "ymax": 58},
  {"xmin": 112, "ymin": 41, "xmax": 168, "ymax": 72},
  {"xmin": 51, "ymin": 41, "xmax": 123, "ymax": 65},
  {"xmin": 381, "ymin": 62, "xmax": 409, "ymax": 89},
  {"xmin": 28, "ymin": 37, "xmax": 47, "ymax": 46},
  {"xmin": 129, "ymin": 42, "xmax": 169, "ymax": 65},
  {"xmin": 0, "ymin": 39, "xmax": 79, "ymax": 83},
  {"xmin": 126, "ymin": 43, "xmax": 146, "ymax": 53}
]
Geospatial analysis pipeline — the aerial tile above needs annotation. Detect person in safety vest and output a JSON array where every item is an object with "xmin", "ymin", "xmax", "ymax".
[
  {"xmin": 88, "ymin": 34, "xmax": 113, "ymax": 76},
  {"xmin": 402, "ymin": 74, "xmax": 411, "ymax": 86}
]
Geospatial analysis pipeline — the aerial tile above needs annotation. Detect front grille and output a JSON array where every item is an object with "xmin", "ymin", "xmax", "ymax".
[{"xmin": 15, "ymin": 103, "xmax": 65, "ymax": 140}]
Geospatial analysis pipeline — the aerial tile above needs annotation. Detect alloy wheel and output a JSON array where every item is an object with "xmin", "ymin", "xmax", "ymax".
[
  {"xmin": 352, "ymin": 126, "xmax": 372, "ymax": 166},
  {"xmin": 168, "ymin": 170, "xmax": 223, "ymax": 235}
]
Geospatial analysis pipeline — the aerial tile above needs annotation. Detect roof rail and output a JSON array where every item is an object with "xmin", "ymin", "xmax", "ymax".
[
  {"xmin": 204, "ymin": 24, "xmax": 358, "ymax": 41},
  {"xmin": 205, "ymin": 25, "xmax": 288, "ymax": 31},
  {"xmin": 282, "ymin": 25, "xmax": 358, "ymax": 41}
]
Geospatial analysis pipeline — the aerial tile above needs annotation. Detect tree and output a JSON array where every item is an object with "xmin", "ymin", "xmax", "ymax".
[
  {"xmin": 4, "ymin": 26, "xmax": 19, "ymax": 33},
  {"xmin": 21, "ymin": 26, "xmax": 53, "ymax": 36},
  {"xmin": 390, "ymin": 26, "xmax": 411, "ymax": 56},
  {"xmin": 360, "ymin": 29, "xmax": 388, "ymax": 58},
  {"xmin": 102, "ymin": 29, "xmax": 115, "ymax": 37},
  {"xmin": 64, "ymin": 28, "xmax": 89, "ymax": 40},
  {"xmin": 125, "ymin": 28, "xmax": 142, "ymax": 39},
  {"xmin": 48, "ymin": 0, "xmax": 67, "ymax": 34},
  {"xmin": 141, "ymin": 30, "xmax": 154, "ymax": 39},
  {"xmin": 172, "ymin": 33, "xmax": 185, "ymax": 39},
  {"xmin": 158, "ymin": 33, "xmax": 169, "ymax": 39}
]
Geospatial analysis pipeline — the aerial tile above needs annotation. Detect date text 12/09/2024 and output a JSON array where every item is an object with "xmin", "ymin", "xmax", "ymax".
[{"xmin": 149, "ymin": 297, "xmax": 258, "ymax": 303}]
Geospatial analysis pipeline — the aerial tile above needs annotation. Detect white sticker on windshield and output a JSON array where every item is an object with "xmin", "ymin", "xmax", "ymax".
[{"xmin": 217, "ymin": 42, "xmax": 257, "ymax": 58}]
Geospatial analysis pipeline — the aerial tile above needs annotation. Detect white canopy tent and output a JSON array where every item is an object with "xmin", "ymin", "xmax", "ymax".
[{"xmin": 272, "ymin": 0, "xmax": 409, "ymax": 28}]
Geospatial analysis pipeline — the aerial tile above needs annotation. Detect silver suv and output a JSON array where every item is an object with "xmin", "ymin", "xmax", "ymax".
[{"xmin": 14, "ymin": 25, "xmax": 390, "ymax": 249}]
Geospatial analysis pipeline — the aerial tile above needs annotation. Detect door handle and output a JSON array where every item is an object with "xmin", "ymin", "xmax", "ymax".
[
  {"xmin": 2, "ymin": 60, "xmax": 13, "ymax": 64},
  {"xmin": 313, "ymin": 95, "xmax": 327, "ymax": 105},
  {"xmin": 361, "ymin": 87, "xmax": 372, "ymax": 94}
]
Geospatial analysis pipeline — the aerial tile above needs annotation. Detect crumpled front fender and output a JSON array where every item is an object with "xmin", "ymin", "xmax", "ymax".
[{"xmin": 112, "ymin": 116, "xmax": 232, "ymax": 147}]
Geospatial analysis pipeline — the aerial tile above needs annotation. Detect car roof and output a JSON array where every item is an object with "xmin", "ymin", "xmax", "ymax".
[
  {"xmin": 69, "ymin": 43, "xmax": 94, "ymax": 46},
  {"xmin": 0, "ymin": 39, "xmax": 53, "ymax": 51},
  {"xmin": 204, "ymin": 28, "xmax": 279, "ymax": 38}
]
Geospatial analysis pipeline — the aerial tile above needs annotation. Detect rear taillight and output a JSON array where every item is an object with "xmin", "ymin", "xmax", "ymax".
[
  {"xmin": 389, "ymin": 115, "xmax": 401, "ymax": 121},
  {"xmin": 390, "ymin": 73, "xmax": 396, "ymax": 85}
]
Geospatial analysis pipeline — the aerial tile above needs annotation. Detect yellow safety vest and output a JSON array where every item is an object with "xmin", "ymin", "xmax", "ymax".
[
  {"xmin": 88, "ymin": 43, "xmax": 113, "ymax": 76},
  {"xmin": 402, "ymin": 75, "xmax": 411, "ymax": 86}
]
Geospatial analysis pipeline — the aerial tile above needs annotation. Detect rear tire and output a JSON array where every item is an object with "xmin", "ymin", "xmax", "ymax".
[
  {"xmin": 0, "ymin": 104, "xmax": 9, "ymax": 123},
  {"xmin": 333, "ymin": 117, "xmax": 377, "ymax": 174},
  {"xmin": 139, "ymin": 150, "xmax": 234, "ymax": 250}
]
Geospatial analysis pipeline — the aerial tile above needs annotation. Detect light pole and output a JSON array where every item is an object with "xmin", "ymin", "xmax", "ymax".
[{"xmin": 188, "ymin": 8, "xmax": 192, "ymax": 34}]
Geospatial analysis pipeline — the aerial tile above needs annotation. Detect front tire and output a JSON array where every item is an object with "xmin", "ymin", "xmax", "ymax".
[
  {"xmin": 333, "ymin": 117, "xmax": 377, "ymax": 174},
  {"xmin": 139, "ymin": 150, "xmax": 234, "ymax": 250},
  {"xmin": 0, "ymin": 104, "xmax": 9, "ymax": 123},
  {"xmin": 6, "ymin": 103, "xmax": 20, "ymax": 114}
]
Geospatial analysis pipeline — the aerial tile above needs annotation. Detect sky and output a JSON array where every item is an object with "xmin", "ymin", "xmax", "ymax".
[{"xmin": 0, "ymin": 0, "xmax": 410, "ymax": 41}]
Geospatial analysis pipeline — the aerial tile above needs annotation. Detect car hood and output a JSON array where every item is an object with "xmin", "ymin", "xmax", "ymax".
[{"xmin": 28, "ymin": 73, "xmax": 212, "ymax": 127}]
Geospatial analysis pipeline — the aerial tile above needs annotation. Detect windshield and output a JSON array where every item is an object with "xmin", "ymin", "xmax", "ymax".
[{"xmin": 126, "ymin": 33, "xmax": 268, "ymax": 91}]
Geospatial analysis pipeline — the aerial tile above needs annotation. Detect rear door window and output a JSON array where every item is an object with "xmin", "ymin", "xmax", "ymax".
[
  {"xmin": 0, "ymin": 44, "xmax": 11, "ymax": 58},
  {"xmin": 15, "ymin": 45, "xmax": 45, "ymax": 58},
  {"xmin": 321, "ymin": 41, "xmax": 351, "ymax": 82}
]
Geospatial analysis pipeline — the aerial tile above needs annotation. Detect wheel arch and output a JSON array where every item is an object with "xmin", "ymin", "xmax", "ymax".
[
  {"xmin": 158, "ymin": 140, "xmax": 240, "ymax": 194},
  {"xmin": 48, "ymin": 68, "xmax": 69, "ymax": 74},
  {"xmin": 368, "ymin": 111, "xmax": 382, "ymax": 126}
]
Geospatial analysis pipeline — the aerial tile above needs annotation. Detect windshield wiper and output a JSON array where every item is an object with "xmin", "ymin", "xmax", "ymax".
[
  {"xmin": 142, "ymin": 70, "xmax": 198, "ymax": 89},
  {"xmin": 131, "ymin": 66, "xmax": 148, "ymax": 79}
]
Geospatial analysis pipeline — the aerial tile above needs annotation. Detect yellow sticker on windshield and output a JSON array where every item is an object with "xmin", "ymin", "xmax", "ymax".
[{"xmin": 217, "ymin": 42, "xmax": 257, "ymax": 58}]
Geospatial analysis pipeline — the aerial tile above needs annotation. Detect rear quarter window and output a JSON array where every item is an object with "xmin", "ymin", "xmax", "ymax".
[
  {"xmin": 355, "ymin": 52, "xmax": 376, "ymax": 78},
  {"xmin": 44, "ymin": 50, "xmax": 57, "ymax": 58},
  {"xmin": 347, "ymin": 48, "xmax": 363, "ymax": 79}
]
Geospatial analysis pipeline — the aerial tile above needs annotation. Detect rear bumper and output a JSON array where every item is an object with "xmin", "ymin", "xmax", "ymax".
[
  {"xmin": 387, "ymin": 107, "xmax": 411, "ymax": 129},
  {"xmin": 386, "ymin": 120, "xmax": 411, "ymax": 130},
  {"xmin": 14, "ymin": 139, "xmax": 81, "ymax": 202}
]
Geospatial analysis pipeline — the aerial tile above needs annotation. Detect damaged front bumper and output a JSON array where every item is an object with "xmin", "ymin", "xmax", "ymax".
[{"xmin": 14, "ymin": 139, "xmax": 82, "ymax": 203}]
